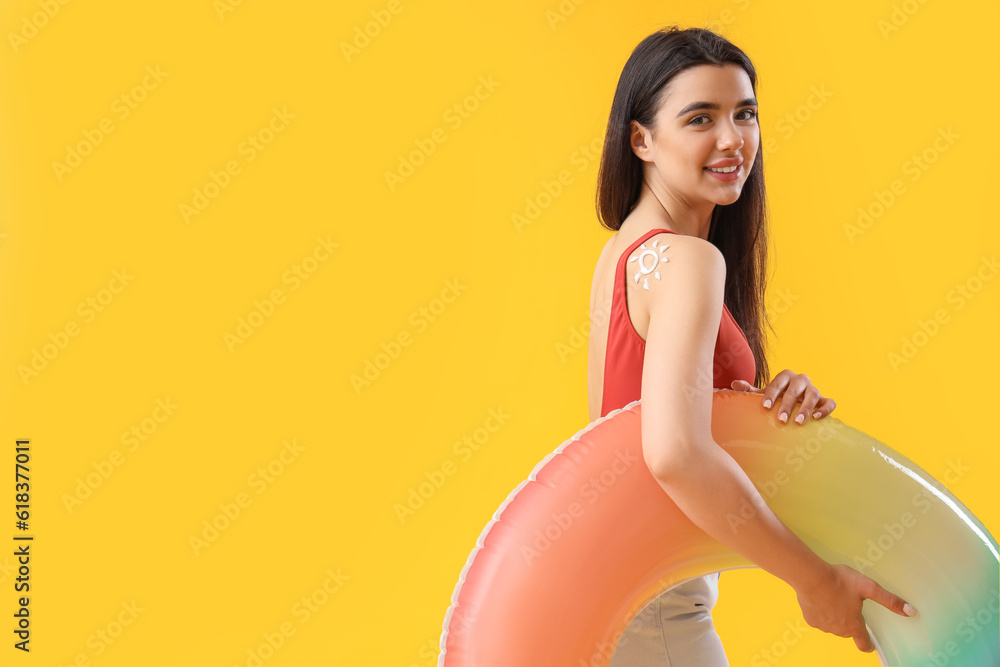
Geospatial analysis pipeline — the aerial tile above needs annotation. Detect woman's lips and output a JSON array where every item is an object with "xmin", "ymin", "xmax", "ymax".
[{"xmin": 704, "ymin": 164, "xmax": 741, "ymax": 182}]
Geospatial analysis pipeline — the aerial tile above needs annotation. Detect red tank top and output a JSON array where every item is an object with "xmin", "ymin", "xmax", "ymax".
[{"xmin": 600, "ymin": 228, "xmax": 757, "ymax": 418}]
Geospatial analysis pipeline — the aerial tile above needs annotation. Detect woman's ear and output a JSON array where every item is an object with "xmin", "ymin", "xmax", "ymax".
[{"xmin": 630, "ymin": 120, "xmax": 651, "ymax": 161}]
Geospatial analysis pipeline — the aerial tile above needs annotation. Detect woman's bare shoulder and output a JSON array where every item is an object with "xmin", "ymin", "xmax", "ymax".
[{"xmin": 623, "ymin": 232, "xmax": 725, "ymax": 296}]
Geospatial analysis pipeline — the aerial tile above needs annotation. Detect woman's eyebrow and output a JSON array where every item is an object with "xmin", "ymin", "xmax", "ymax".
[{"xmin": 676, "ymin": 98, "xmax": 758, "ymax": 118}]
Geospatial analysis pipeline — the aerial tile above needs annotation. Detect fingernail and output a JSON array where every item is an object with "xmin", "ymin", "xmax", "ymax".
[
  {"xmin": 795, "ymin": 413, "xmax": 805, "ymax": 424},
  {"xmin": 763, "ymin": 399, "xmax": 772, "ymax": 408},
  {"xmin": 813, "ymin": 411, "xmax": 822, "ymax": 420},
  {"xmin": 903, "ymin": 603, "xmax": 917, "ymax": 617},
  {"xmin": 778, "ymin": 412, "xmax": 787, "ymax": 423}
]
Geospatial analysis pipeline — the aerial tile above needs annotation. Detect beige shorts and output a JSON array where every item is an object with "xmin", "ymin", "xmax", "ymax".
[{"xmin": 609, "ymin": 573, "xmax": 729, "ymax": 667}]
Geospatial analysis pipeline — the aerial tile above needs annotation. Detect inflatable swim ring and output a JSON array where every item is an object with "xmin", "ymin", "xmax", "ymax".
[{"xmin": 438, "ymin": 390, "xmax": 999, "ymax": 666}]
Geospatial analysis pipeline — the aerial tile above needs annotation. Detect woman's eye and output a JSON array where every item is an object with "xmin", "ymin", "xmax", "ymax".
[{"xmin": 689, "ymin": 109, "xmax": 757, "ymax": 126}]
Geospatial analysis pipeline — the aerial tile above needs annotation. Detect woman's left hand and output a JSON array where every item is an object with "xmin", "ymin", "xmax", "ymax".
[{"xmin": 730, "ymin": 369, "xmax": 836, "ymax": 425}]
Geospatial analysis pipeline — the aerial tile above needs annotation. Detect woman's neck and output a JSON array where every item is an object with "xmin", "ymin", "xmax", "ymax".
[{"xmin": 624, "ymin": 189, "xmax": 713, "ymax": 241}]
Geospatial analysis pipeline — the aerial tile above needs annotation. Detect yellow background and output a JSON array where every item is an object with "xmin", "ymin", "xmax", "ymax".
[{"xmin": 1, "ymin": 0, "xmax": 997, "ymax": 664}]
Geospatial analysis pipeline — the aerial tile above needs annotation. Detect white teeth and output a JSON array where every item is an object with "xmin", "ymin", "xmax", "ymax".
[{"xmin": 707, "ymin": 165, "xmax": 739, "ymax": 173}]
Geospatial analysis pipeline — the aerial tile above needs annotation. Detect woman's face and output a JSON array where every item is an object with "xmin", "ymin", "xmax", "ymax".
[{"xmin": 631, "ymin": 63, "xmax": 759, "ymax": 208}]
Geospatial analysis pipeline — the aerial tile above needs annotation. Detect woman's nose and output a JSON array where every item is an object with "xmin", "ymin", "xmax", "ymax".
[{"xmin": 717, "ymin": 123, "xmax": 745, "ymax": 151}]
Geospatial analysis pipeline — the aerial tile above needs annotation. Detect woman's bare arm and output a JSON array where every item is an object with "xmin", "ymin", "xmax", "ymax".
[{"xmin": 636, "ymin": 233, "xmax": 913, "ymax": 651}]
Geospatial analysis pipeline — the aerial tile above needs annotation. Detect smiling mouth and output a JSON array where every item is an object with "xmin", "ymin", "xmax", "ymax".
[{"xmin": 703, "ymin": 164, "xmax": 743, "ymax": 182}]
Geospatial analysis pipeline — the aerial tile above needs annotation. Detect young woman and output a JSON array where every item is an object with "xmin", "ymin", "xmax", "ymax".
[{"xmin": 587, "ymin": 26, "xmax": 917, "ymax": 665}]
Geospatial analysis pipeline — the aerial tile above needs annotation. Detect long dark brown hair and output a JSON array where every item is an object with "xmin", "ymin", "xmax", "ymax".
[{"xmin": 596, "ymin": 25, "xmax": 771, "ymax": 387}]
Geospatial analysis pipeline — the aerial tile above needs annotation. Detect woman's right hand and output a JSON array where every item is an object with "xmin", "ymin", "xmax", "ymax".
[{"xmin": 793, "ymin": 562, "xmax": 917, "ymax": 652}]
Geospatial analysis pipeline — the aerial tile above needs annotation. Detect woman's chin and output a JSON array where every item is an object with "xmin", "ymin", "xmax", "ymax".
[{"xmin": 712, "ymin": 188, "xmax": 743, "ymax": 206}]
